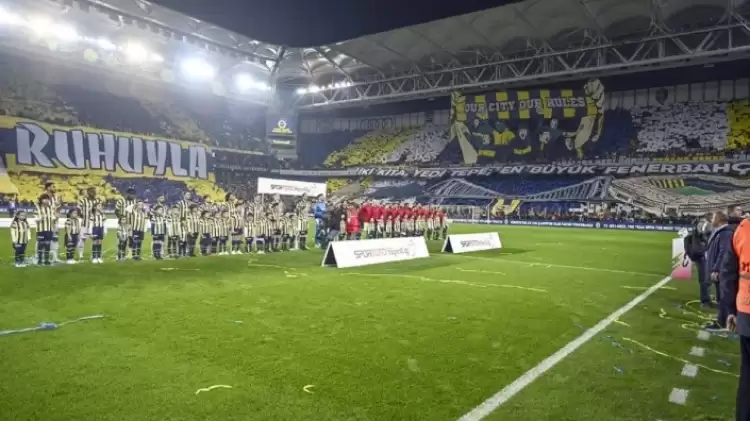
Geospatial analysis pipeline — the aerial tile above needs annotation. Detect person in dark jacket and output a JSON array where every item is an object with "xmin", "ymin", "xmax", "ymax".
[
  {"xmin": 720, "ymin": 216, "xmax": 750, "ymax": 421},
  {"xmin": 704, "ymin": 211, "xmax": 735, "ymax": 329},
  {"xmin": 685, "ymin": 213, "xmax": 711, "ymax": 306}
]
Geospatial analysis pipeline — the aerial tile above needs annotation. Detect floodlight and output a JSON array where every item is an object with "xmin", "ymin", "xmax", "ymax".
[
  {"xmin": 309, "ymin": 85, "xmax": 320, "ymax": 93},
  {"xmin": 96, "ymin": 37, "xmax": 116, "ymax": 51},
  {"xmin": 296, "ymin": 87, "xmax": 308, "ymax": 95},
  {"xmin": 180, "ymin": 57, "xmax": 215, "ymax": 80},
  {"xmin": 28, "ymin": 16, "xmax": 52, "ymax": 36},
  {"xmin": 234, "ymin": 73, "xmax": 254, "ymax": 91},
  {"xmin": 0, "ymin": 7, "xmax": 23, "ymax": 25},
  {"xmin": 124, "ymin": 41, "xmax": 148, "ymax": 63},
  {"xmin": 150, "ymin": 53, "xmax": 164, "ymax": 63},
  {"xmin": 53, "ymin": 24, "xmax": 78, "ymax": 41}
]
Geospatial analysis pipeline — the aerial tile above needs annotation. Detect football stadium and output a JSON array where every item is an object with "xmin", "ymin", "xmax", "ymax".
[{"xmin": 1, "ymin": 0, "xmax": 750, "ymax": 420}]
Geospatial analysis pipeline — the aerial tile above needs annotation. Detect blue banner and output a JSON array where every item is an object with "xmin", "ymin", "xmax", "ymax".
[
  {"xmin": 0, "ymin": 116, "xmax": 212, "ymax": 180},
  {"xmin": 453, "ymin": 218, "xmax": 688, "ymax": 232}
]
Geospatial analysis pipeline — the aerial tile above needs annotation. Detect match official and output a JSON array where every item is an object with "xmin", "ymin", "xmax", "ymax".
[{"xmin": 721, "ymin": 214, "xmax": 750, "ymax": 421}]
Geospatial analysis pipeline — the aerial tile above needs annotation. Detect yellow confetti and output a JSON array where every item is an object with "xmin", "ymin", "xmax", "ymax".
[
  {"xmin": 195, "ymin": 385, "xmax": 233, "ymax": 395},
  {"xmin": 303, "ymin": 385, "xmax": 315, "ymax": 394},
  {"xmin": 613, "ymin": 319, "xmax": 630, "ymax": 327},
  {"xmin": 622, "ymin": 337, "xmax": 738, "ymax": 378}
]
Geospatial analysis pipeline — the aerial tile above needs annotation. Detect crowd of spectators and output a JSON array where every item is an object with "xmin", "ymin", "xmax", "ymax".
[{"xmin": 0, "ymin": 55, "xmax": 267, "ymax": 150}]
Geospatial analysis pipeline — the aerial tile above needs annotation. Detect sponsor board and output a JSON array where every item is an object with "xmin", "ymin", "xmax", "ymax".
[
  {"xmin": 452, "ymin": 218, "xmax": 689, "ymax": 232},
  {"xmin": 671, "ymin": 237, "xmax": 692, "ymax": 280},
  {"xmin": 321, "ymin": 236, "xmax": 430, "ymax": 269},
  {"xmin": 257, "ymin": 177, "xmax": 326, "ymax": 197},
  {"xmin": 442, "ymin": 232, "xmax": 502, "ymax": 254}
]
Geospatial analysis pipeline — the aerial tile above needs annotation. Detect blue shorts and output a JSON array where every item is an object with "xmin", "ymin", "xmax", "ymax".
[
  {"xmin": 92, "ymin": 227, "xmax": 105, "ymax": 240},
  {"xmin": 37, "ymin": 231, "xmax": 54, "ymax": 242},
  {"xmin": 152, "ymin": 234, "xmax": 165, "ymax": 241}
]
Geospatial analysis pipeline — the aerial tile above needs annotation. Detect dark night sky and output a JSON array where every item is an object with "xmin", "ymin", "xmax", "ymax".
[{"xmin": 151, "ymin": 0, "xmax": 518, "ymax": 47}]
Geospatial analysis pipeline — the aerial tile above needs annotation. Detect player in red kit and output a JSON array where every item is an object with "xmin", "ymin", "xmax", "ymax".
[
  {"xmin": 358, "ymin": 202, "xmax": 373, "ymax": 239},
  {"xmin": 402, "ymin": 205, "xmax": 415, "ymax": 236},
  {"xmin": 346, "ymin": 203, "xmax": 361, "ymax": 240},
  {"xmin": 373, "ymin": 203, "xmax": 385, "ymax": 238}
]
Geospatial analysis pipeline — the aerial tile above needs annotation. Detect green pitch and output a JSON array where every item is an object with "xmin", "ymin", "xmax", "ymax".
[{"xmin": 0, "ymin": 224, "xmax": 739, "ymax": 421}]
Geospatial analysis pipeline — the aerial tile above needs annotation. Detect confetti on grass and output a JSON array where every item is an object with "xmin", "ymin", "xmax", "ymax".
[
  {"xmin": 303, "ymin": 385, "xmax": 315, "ymax": 394},
  {"xmin": 195, "ymin": 385, "xmax": 232, "ymax": 395},
  {"xmin": 0, "ymin": 315, "xmax": 105, "ymax": 337}
]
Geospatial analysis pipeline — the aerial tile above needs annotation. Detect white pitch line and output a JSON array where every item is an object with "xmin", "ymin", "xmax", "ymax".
[
  {"xmin": 681, "ymin": 364, "xmax": 699, "ymax": 378},
  {"xmin": 439, "ymin": 254, "xmax": 662, "ymax": 277},
  {"xmin": 689, "ymin": 346, "xmax": 705, "ymax": 357},
  {"xmin": 697, "ymin": 330, "xmax": 711, "ymax": 341},
  {"xmin": 456, "ymin": 275, "xmax": 672, "ymax": 421},
  {"xmin": 668, "ymin": 388, "xmax": 689, "ymax": 405}
]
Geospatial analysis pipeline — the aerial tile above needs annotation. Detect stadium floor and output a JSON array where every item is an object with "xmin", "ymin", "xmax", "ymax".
[{"xmin": 0, "ymin": 224, "xmax": 739, "ymax": 421}]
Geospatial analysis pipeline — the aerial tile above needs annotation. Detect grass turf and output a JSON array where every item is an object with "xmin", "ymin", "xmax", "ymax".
[{"xmin": 0, "ymin": 224, "xmax": 740, "ymax": 421}]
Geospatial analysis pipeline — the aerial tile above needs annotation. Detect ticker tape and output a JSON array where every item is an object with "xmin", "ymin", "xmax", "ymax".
[
  {"xmin": 195, "ymin": 385, "xmax": 233, "ymax": 395},
  {"xmin": 0, "ymin": 315, "xmax": 105, "ymax": 337}
]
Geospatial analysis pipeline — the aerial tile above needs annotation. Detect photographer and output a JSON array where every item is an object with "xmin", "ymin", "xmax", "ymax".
[{"xmin": 684, "ymin": 213, "xmax": 711, "ymax": 307}]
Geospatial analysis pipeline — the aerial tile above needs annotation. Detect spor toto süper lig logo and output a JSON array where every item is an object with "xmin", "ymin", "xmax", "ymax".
[
  {"xmin": 277, "ymin": 119, "xmax": 287, "ymax": 129},
  {"xmin": 460, "ymin": 239, "xmax": 492, "ymax": 248},
  {"xmin": 270, "ymin": 184, "xmax": 312, "ymax": 194},
  {"xmin": 353, "ymin": 239, "xmax": 417, "ymax": 259}
]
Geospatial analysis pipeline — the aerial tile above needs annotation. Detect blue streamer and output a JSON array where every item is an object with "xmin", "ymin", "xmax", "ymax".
[{"xmin": 0, "ymin": 315, "xmax": 104, "ymax": 337}]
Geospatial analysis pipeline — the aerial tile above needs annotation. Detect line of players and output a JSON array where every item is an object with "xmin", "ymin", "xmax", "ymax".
[
  {"xmin": 112, "ymin": 190, "xmax": 311, "ymax": 262},
  {"xmin": 8, "ymin": 183, "xmax": 451, "ymax": 267},
  {"xmin": 9, "ymin": 183, "xmax": 312, "ymax": 267},
  {"xmin": 318, "ymin": 201, "xmax": 449, "ymax": 245}
]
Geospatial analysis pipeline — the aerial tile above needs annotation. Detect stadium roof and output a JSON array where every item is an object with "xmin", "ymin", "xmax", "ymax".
[
  {"xmin": 6, "ymin": 0, "xmax": 750, "ymax": 108},
  {"xmin": 280, "ymin": 0, "xmax": 741, "ymax": 82}
]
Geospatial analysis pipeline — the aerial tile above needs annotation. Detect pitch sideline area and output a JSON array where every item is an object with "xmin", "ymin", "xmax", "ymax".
[{"xmin": 0, "ymin": 224, "xmax": 739, "ymax": 421}]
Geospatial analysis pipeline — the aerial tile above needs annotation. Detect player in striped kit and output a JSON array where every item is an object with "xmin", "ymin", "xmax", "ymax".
[
  {"xmin": 64, "ymin": 209, "xmax": 83, "ymax": 264},
  {"xmin": 35, "ymin": 194, "xmax": 57, "ymax": 266},
  {"xmin": 231, "ymin": 208, "xmax": 244, "ymax": 254},
  {"xmin": 293, "ymin": 196, "xmax": 309, "ymax": 250},
  {"xmin": 166, "ymin": 207, "xmax": 185, "ymax": 259},
  {"xmin": 38, "ymin": 183, "xmax": 62, "ymax": 263},
  {"xmin": 223, "ymin": 193, "xmax": 238, "ymax": 217},
  {"xmin": 199, "ymin": 211, "xmax": 214, "ymax": 256},
  {"xmin": 257, "ymin": 212, "xmax": 271, "ymax": 254},
  {"xmin": 116, "ymin": 216, "xmax": 131, "ymax": 261},
  {"xmin": 280, "ymin": 213, "xmax": 294, "ymax": 251},
  {"xmin": 150, "ymin": 206, "xmax": 167, "ymax": 260},
  {"xmin": 77, "ymin": 187, "xmax": 99, "ymax": 260},
  {"xmin": 10, "ymin": 211, "xmax": 31, "ymax": 267},
  {"xmin": 216, "ymin": 210, "xmax": 230, "ymax": 255},
  {"xmin": 115, "ymin": 188, "xmax": 137, "ymax": 257},
  {"xmin": 243, "ymin": 210, "xmax": 257, "ymax": 253},
  {"xmin": 90, "ymin": 204, "xmax": 106, "ymax": 263},
  {"xmin": 129, "ymin": 200, "xmax": 148, "ymax": 261},
  {"xmin": 184, "ymin": 206, "xmax": 200, "ymax": 257}
]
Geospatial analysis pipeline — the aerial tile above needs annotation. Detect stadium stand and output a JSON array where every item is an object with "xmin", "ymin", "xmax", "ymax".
[
  {"xmin": 0, "ymin": 54, "xmax": 266, "ymax": 148},
  {"xmin": 0, "ymin": 52, "xmax": 280, "ymax": 205}
]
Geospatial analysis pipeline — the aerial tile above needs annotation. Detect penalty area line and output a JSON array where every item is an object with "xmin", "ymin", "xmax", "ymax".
[{"xmin": 456, "ymin": 275, "xmax": 672, "ymax": 421}]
